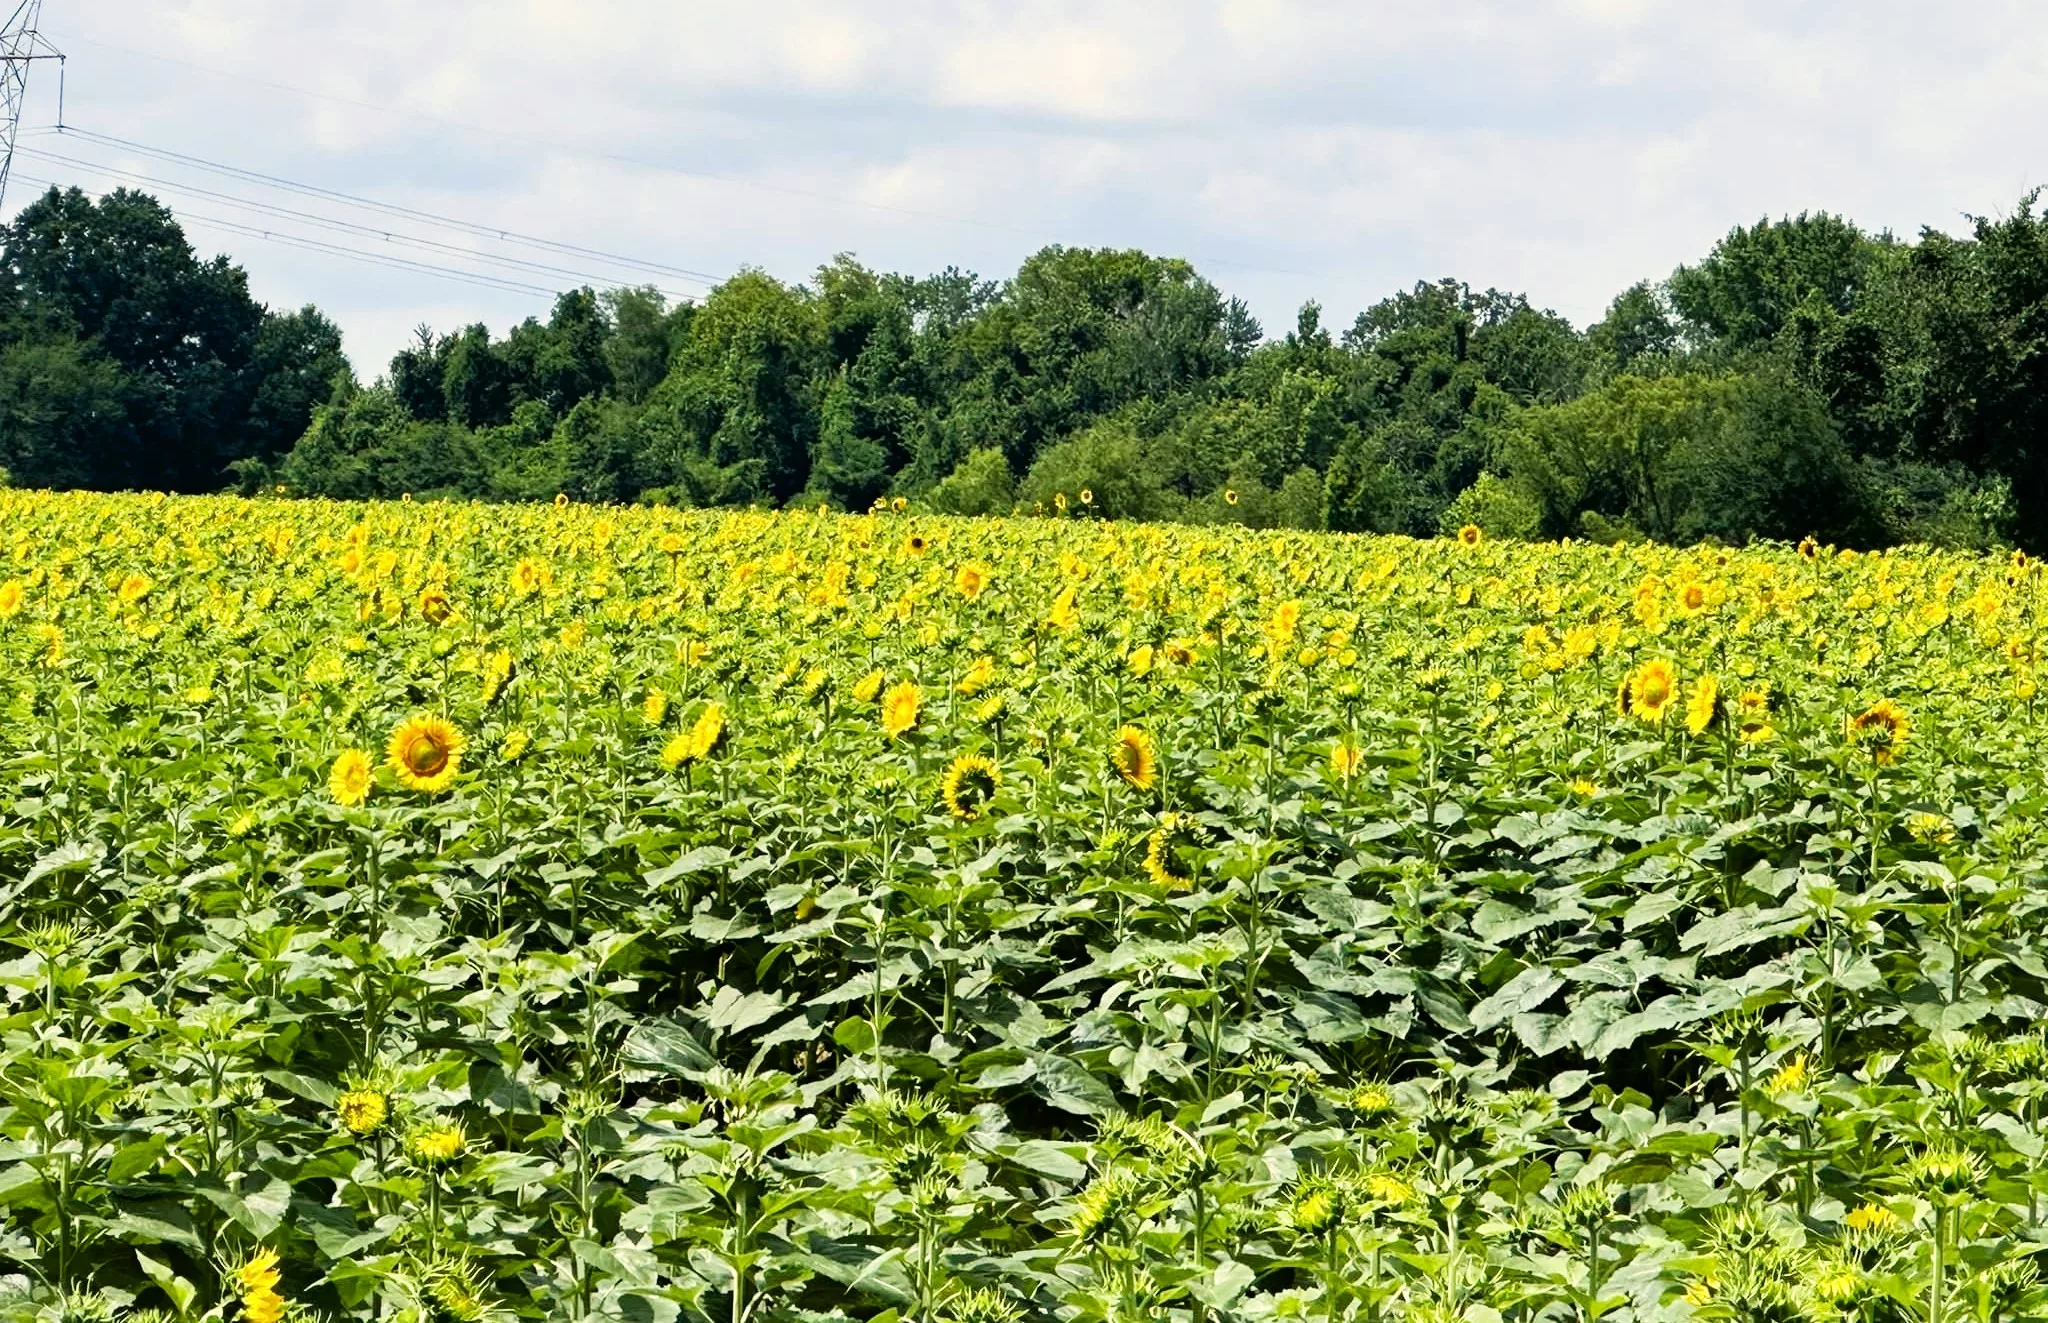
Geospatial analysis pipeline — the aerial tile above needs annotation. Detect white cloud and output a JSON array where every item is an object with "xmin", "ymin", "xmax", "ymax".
[{"xmin": 17, "ymin": 0, "xmax": 2048, "ymax": 370}]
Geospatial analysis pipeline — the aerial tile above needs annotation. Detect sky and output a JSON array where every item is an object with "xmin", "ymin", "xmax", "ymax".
[{"xmin": 7, "ymin": 0, "xmax": 2047, "ymax": 374}]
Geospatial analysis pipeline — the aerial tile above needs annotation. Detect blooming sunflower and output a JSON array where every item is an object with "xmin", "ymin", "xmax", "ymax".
[
  {"xmin": 236, "ymin": 1247, "xmax": 286, "ymax": 1323},
  {"xmin": 1684, "ymin": 673, "xmax": 1720, "ymax": 736},
  {"xmin": 1626, "ymin": 659, "xmax": 1678, "ymax": 724},
  {"xmin": 1142, "ymin": 813, "xmax": 1199, "ymax": 890},
  {"xmin": 955, "ymin": 563, "xmax": 990, "ymax": 600},
  {"xmin": 1110, "ymin": 726, "xmax": 1157, "ymax": 790},
  {"xmin": 1845, "ymin": 699, "xmax": 1910, "ymax": 764},
  {"xmin": 329, "ymin": 748, "xmax": 373, "ymax": 807},
  {"xmin": 852, "ymin": 669, "xmax": 886, "ymax": 704},
  {"xmin": 942, "ymin": 754, "xmax": 1000, "ymax": 820},
  {"xmin": 685, "ymin": 701, "xmax": 727, "ymax": 761},
  {"xmin": 0, "ymin": 580, "xmax": 22, "ymax": 618},
  {"xmin": 387, "ymin": 714, "xmax": 465, "ymax": 793},
  {"xmin": 881, "ymin": 681, "xmax": 922, "ymax": 739},
  {"xmin": 1457, "ymin": 524, "xmax": 1482, "ymax": 548},
  {"xmin": 1330, "ymin": 738, "xmax": 1364, "ymax": 779},
  {"xmin": 417, "ymin": 585, "xmax": 454, "ymax": 625},
  {"xmin": 642, "ymin": 686, "xmax": 669, "ymax": 725},
  {"xmin": 117, "ymin": 572, "xmax": 152, "ymax": 604},
  {"xmin": 957, "ymin": 655, "xmax": 995, "ymax": 695}
]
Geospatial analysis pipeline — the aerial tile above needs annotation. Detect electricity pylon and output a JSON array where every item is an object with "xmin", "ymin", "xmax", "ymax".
[{"xmin": 0, "ymin": 0, "xmax": 61, "ymax": 210}]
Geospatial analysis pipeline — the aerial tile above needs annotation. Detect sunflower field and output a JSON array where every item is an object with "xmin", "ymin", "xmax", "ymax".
[{"xmin": 6, "ymin": 489, "xmax": 2048, "ymax": 1323}]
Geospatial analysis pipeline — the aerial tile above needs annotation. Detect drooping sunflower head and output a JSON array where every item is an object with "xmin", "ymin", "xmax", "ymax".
[
  {"xmin": 942, "ymin": 754, "xmax": 1001, "ymax": 821},
  {"xmin": 1109, "ymin": 726, "xmax": 1157, "ymax": 790},
  {"xmin": 881, "ymin": 681, "xmax": 922, "ymax": 739},
  {"xmin": 1627, "ymin": 659, "xmax": 1678, "ymax": 723},
  {"xmin": 1845, "ymin": 699, "xmax": 1910, "ymax": 764},
  {"xmin": 329, "ymin": 748, "xmax": 373, "ymax": 807},
  {"xmin": 417, "ymin": 585, "xmax": 454, "ymax": 625},
  {"xmin": 686, "ymin": 702, "xmax": 728, "ymax": 761},
  {"xmin": 1685, "ymin": 673, "xmax": 1721, "ymax": 736},
  {"xmin": 1142, "ymin": 812, "xmax": 1200, "ymax": 890},
  {"xmin": 387, "ymin": 715, "xmax": 465, "ymax": 793}
]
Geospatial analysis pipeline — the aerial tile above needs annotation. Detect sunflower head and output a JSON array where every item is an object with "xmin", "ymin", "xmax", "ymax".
[
  {"xmin": 1685, "ymin": 673, "xmax": 1721, "ymax": 736},
  {"xmin": 329, "ymin": 748, "xmax": 373, "ymax": 807},
  {"xmin": 1457, "ymin": 523, "xmax": 1482, "ymax": 548},
  {"xmin": 881, "ymin": 681, "xmax": 922, "ymax": 739},
  {"xmin": 1110, "ymin": 726, "xmax": 1157, "ymax": 790},
  {"xmin": 407, "ymin": 1121, "xmax": 468, "ymax": 1165},
  {"xmin": 1627, "ymin": 659, "xmax": 1678, "ymax": 723},
  {"xmin": 1331, "ymin": 738, "xmax": 1364, "ymax": 779},
  {"xmin": 417, "ymin": 585, "xmax": 454, "ymax": 625},
  {"xmin": 942, "ymin": 754, "xmax": 1001, "ymax": 821},
  {"xmin": 1142, "ymin": 812, "xmax": 1201, "ymax": 890},
  {"xmin": 955, "ymin": 563, "xmax": 989, "ymax": 601},
  {"xmin": 387, "ymin": 715, "xmax": 465, "ymax": 793},
  {"xmin": 686, "ymin": 702, "xmax": 728, "ymax": 761},
  {"xmin": 0, "ymin": 580, "xmax": 23, "ymax": 617},
  {"xmin": 1846, "ymin": 699, "xmax": 1909, "ymax": 764},
  {"xmin": 337, "ymin": 1087, "xmax": 389, "ymax": 1136}
]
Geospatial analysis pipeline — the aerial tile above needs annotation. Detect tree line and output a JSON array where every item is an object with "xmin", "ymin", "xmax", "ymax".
[{"xmin": 5, "ymin": 183, "xmax": 2048, "ymax": 548}]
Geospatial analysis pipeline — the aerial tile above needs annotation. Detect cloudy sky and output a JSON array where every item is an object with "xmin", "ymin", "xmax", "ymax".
[{"xmin": 8, "ymin": 1, "xmax": 2045, "ymax": 372}]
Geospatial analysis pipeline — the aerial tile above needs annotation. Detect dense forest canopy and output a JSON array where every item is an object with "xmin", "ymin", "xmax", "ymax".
[{"xmin": 5, "ymin": 183, "xmax": 2048, "ymax": 549}]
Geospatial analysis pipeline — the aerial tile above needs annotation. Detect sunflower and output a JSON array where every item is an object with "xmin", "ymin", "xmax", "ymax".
[
  {"xmin": 417, "ymin": 585, "xmax": 454, "ymax": 625},
  {"xmin": 957, "ymin": 655, "xmax": 995, "ymax": 695},
  {"xmin": 1846, "ymin": 699, "xmax": 1910, "ymax": 764},
  {"xmin": 1224, "ymin": 489, "xmax": 1239, "ymax": 506},
  {"xmin": 852, "ymin": 668, "xmax": 886, "ymax": 704},
  {"xmin": 387, "ymin": 714, "xmax": 465, "ymax": 793},
  {"xmin": 881, "ymin": 681, "xmax": 922, "ymax": 739},
  {"xmin": 337, "ymin": 1087, "xmax": 389, "ymax": 1136},
  {"xmin": 407, "ymin": 1121, "xmax": 467, "ymax": 1164},
  {"xmin": 1625, "ymin": 659, "xmax": 1678, "ymax": 723},
  {"xmin": 1735, "ymin": 688, "xmax": 1775, "ymax": 743},
  {"xmin": 1457, "ymin": 524, "xmax": 1482, "ymax": 548},
  {"xmin": 117, "ymin": 572, "xmax": 152, "ymax": 604},
  {"xmin": 1330, "ymin": 738, "xmax": 1364, "ymax": 779},
  {"xmin": 685, "ymin": 701, "xmax": 727, "ymax": 761},
  {"xmin": 955, "ymin": 563, "xmax": 990, "ymax": 600},
  {"xmin": 942, "ymin": 754, "xmax": 1001, "ymax": 820},
  {"xmin": 1684, "ymin": 673, "xmax": 1720, "ymax": 735},
  {"xmin": 1798, "ymin": 536, "xmax": 1820, "ymax": 561},
  {"xmin": 236, "ymin": 1247, "xmax": 286, "ymax": 1323},
  {"xmin": 903, "ymin": 533, "xmax": 929, "ymax": 555},
  {"xmin": 500, "ymin": 728, "xmax": 532, "ymax": 762},
  {"xmin": 1142, "ymin": 813, "xmax": 1199, "ymax": 890},
  {"xmin": 1078, "ymin": 488, "xmax": 1094, "ymax": 506},
  {"xmin": 510, "ymin": 557, "xmax": 549, "ymax": 597},
  {"xmin": 0, "ymin": 580, "xmax": 22, "ymax": 618},
  {"xmin": 329, "ymin": 748, "xmax": 373, "ymax": 807},
  {"xmin": 642, "ymin": 686, "xmax": 669, "ymax": 725},
  {"xmin": 1110, "ymin": 726, "xmax": 1157, "ymax": 790}
]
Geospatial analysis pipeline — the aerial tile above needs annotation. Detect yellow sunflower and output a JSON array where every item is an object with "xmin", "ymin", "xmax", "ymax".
[
  {"xmin": 955, "ymin": 563, "xmax": 990, "ymax": 601},
  {"xmin": 417, "ymin": 585, "xmax": 454, "ymax": 625},
  {"xmin": 117, "ymin": 572, "xmax": 152, "ymax": 604},
  {"xmin": 1331, "ymin": 738, "xmax": 1364, "ymax": 779},
  {"xmin": 1626, "ymin": 659, "xmax": 1678, "ymax": 724},
  {"xmin": 387, "ymin": 714, "xmax": 465, "ymax": 793},
  {"xmin": 685, "ymin": 701, "xmax": 727, "ymax": 761},
  {"xmin": 852, "ymin": 669, "xmax": 886, "ymax": 704},
  {"xmin": 1110, "ymin": 726, "xmax": 1157, "ymax": 790},
  {"xmin": 0, "ymin": 580, "xmax": 22, "ymax": 618},
  {"xmin": 329, "ymin": 748, "xmax": 373, "ymax": 807},
  {"xmin": 1457, "ymin": 524, "xmax": 1482, "ymax": 548},
  {"xmin": 1846, "ymin": 699, "xmax": 1910, "ymax": 764},
  {"xmin": 407, "ymin": 1122, "xmax": 467, "ymax": 1164},
  {"xmin": 1684, "ymin": 673, "xmax": 1720, "ymax": 736},
  {"xmin": 337, "ymin": 1088, "xmax": 389, "ymax": 1136},
  {"xmin": 881, "ymin": 681, "xmax": 922, "ymax": 739},
  {"xmin": 1142, "ymin": 813, "xmax": 1199, "ymax": 890},
  {"xmin": 942, "ymin": 754, "xmax": 1001, "ymax": 820},
  {"xmin": 236, "ymin": 1247, "xmax": 286, "ymax": 1323}
]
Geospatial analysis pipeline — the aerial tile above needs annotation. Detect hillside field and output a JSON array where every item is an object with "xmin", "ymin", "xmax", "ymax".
[{"xmin": 3, "ymin": 490, "xmax": 2047, "ymax": 1323}]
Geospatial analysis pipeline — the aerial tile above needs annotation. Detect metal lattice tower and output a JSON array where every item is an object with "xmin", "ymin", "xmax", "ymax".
[{"xmin": 0, "ymin": 0, "xmax": 61, "ymax": 211}]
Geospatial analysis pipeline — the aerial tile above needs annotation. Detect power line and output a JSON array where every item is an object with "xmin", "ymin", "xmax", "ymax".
[
  {"xmin": 43, "ymin": 33, "xmax": 1327, "ymax": 281},
  {"xmin": 17, "ymin": 145, "xmax": 707, "ymax": 298},
  {"xmin": 54, "ymin": 125, "xmax": 730, "ymax": 286},
  {"xmin": 8, "ymin": 168, "xmax": 565, "ymax": 297}
]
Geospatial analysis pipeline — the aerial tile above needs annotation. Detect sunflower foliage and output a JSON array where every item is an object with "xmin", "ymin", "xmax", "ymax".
[{"xmin": 8, "ymin": 493, "xmax": 2048, "ymax": 1323}]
